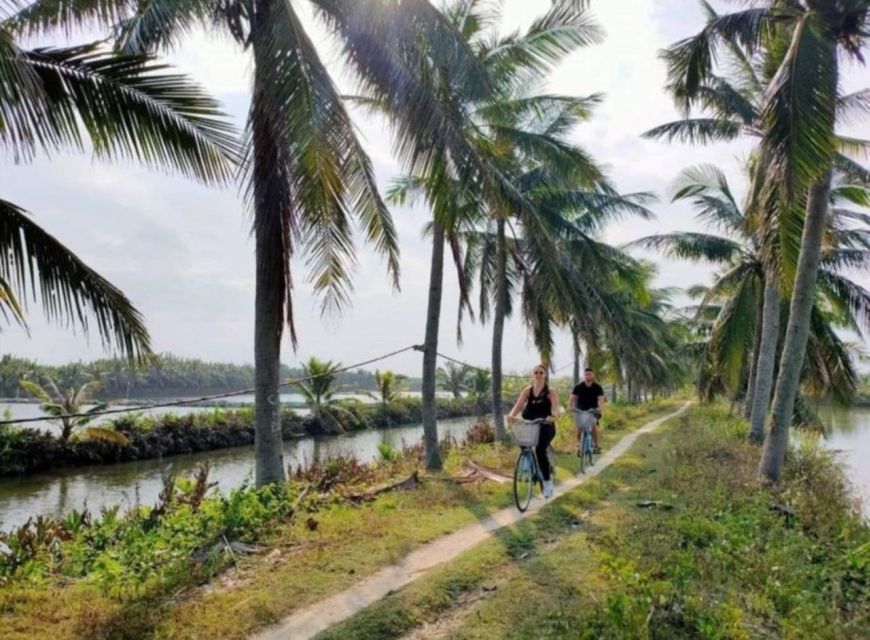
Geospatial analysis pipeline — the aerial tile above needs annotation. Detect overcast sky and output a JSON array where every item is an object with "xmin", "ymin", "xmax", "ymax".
[{"xmin": 2, "ymin": 0, "xmax": 868, "ymax": 377}]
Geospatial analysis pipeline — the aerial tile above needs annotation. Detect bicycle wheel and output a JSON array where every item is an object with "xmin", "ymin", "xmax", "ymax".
[
  {"xmin": 585, "ymin": 442, "xmax": 594, "ymax": 470},
  {"xmin": 513, "ymin": 449, "xmax": 534, "ymax": 512},
  {"xmin": 580, "ymin": 431, "xmax": 590, "ymax": 474}
]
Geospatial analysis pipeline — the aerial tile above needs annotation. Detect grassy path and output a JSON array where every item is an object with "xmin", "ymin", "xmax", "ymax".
[
  {"xmin": 252, "ymin": 403, "xmax": 691, "ymax": 640},
  {"xmin": 315, "ymin": 405, "xmax": 870, "ymax": 640}
]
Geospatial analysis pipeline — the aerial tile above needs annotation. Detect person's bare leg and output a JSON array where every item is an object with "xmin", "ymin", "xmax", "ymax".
[{"xmin": 592, "ymin": 422, "xmax": 601, "ymax": 449}]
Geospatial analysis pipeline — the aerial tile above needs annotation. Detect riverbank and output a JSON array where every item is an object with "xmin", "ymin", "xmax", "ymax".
[
  {"xmin": 0, "ymin": 399, "xmax": 681, "ymax": 639},
  {"xmin": 0, "ymin": 396, "xmax": 488, "ymax": 477}
]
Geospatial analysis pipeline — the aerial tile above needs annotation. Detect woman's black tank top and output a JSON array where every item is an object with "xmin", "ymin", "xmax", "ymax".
[{"xmin": 522, "ymin": 385, "xmax": 551, "ymax": 420}]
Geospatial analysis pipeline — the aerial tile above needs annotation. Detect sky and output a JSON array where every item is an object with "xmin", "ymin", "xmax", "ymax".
[{"xmin": 1, "ymin": 0, "xmax": 868, "ymax": 377}]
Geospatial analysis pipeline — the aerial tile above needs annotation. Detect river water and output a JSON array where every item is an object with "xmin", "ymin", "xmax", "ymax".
[
  {"xmin": 1, "ymin": 403, "xmax": 866, "ymax": 532},
  {"xmin": 819, "ymin": 407, "xmax": 870, "ymax": 515},
  {"xmin": 0, "ymin": 414, "xmax": 481, "ymax": 530}
]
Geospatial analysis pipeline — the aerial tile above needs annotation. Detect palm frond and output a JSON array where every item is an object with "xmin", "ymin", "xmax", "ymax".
[
  {"xmin": 662, "ymin": 6, "xmax": 776, "ymax": 103},
  {"xmin": 481, "ymin": 1, "xmax": 603, "ymax": 84},
  {"xmin": 244, "ymin": 0, "xmax": 399, "ymax": 319},
  {"xmin": 9, "ymin": 42, "xmax": 239, "ymax": 183},
  {"xmin": 627, "ymin": 232, "xmax": 745, "ymax": 263},
  {"xmin": 0, "ymin": 198, "xmax": 151, "ymax": 360},
  {"xmin": 760, "ymin": 13, "xmax": 838, "ymax": 218},
  {"xmin": 837, "ymin": 88, "xmax": 870, "ymax": 126},
  {"xmin": 642, "ymin": 118, "xmax": 742, "ymax": 144},
  {"xmin": 0, "ymin": 275, "xmax": 27, "ymax": 328}
]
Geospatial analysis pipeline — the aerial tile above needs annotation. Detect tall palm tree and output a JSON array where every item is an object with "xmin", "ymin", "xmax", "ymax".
[
  {"xmin": 388, "ymin": 0, "xmax": 609, "ymax": 447},
  {"xmin": 663, "ymin": 0, "xmax": 870, "ymax": 482},
  {"xmin": 649, "ymin": 1, "xmax": 870, "ymax": 434},
  {"xmin": 1, "ymin": 24, "xmax": 239, "ymax": 360},
  {"xmin": 9, "ymin": 0, "xmax": 494, "ymax": 484},
  {"xmin": 633, "ymin": 165, "xmax": 869, "ymax": 435}
]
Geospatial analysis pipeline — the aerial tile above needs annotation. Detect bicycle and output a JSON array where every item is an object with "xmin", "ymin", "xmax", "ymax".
[
  {"xmin": 574, "ymin": 409, "xmax": 597, "ymax": 473},
  {"xmin": 510, "ymin": 418, "xmax": 552, "ymax": 512}
]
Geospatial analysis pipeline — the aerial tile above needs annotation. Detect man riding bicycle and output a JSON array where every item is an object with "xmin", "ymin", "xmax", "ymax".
[{"xmin": 570, "ymin": 367, "xmax": 604, "ymax": 455}]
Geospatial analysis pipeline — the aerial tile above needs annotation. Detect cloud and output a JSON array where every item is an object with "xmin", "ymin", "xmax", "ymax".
[{"xmin": 2, "ymin": 0, "xmax": 867, "ymax": 375}]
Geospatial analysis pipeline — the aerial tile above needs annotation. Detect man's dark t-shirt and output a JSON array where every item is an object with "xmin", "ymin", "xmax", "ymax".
[{"xmin": 572, "ymin": 382, "xmax": 604, "ymax": 411}]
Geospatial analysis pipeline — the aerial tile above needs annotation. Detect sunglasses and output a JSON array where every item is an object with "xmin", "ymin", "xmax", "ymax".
[{"xmin": 534, "ymin": 371, "xmax": 545, "ymax": 376}]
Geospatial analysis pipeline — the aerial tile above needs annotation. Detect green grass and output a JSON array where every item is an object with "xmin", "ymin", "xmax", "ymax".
[
  {"xmin": 316, "ymin": 404, "xmax": 870, "ymax": 640},
  {"xmin": 0, "ymin": 399, "xmax": 682, "ymax": 640}
]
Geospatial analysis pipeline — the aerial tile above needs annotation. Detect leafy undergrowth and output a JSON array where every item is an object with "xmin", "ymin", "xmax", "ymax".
[
  {"xmin": 318, "ymin": 404, "xmax": 869, "ymax": 640},
  {"xmin": 0, "ymin": 399, "xmax": 683, "ymax": 639}
]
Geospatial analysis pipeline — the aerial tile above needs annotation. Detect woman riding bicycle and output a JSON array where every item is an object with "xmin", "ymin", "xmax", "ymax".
[{"xmin": 506, "ymin": 365, "xmax": 561, "ymax": 498}]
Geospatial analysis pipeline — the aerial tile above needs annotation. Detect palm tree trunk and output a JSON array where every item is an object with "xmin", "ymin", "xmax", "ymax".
[
  {"xmin": 748, "ymin": 275, "xmax": 781, "ymax": 443},
  {"xmin": 421, "ymin": 222, "xmax": 445, "ymax": 471},
  {"xmin": 251, "ymin": 30, "xmax": 286, "ymax": 486},
  {"xmin": 491, "ymin": 217, "xmax": 508, "ymax": 442},
  {"xmin": 743, "ymin": 282, "xmax": 765, "ymax": 419},
  {"xmin": 572, "ymin": 331, "xmax": 581, "ymax": 388},
  {"xmin": 759, "ymin": 170, "xmax": 832, "ymax": 483}
]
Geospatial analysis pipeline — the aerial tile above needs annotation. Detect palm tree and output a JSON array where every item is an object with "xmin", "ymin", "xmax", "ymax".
[
  {"xmin": 387, "ymin": 1, "xmax": 609, "ymax": 448},
  {"xmin": 650, "ymin": 2, "xmax": 870, "ymax": 435},
  {"xmin": 295, "ymin": 357, "xmax": 341, "ymax": 421},
  {"xmin": 9, "ymin": 0, "xmax": 496, "ymax": 484},
  {"xmin": 633, "ymin": 165, "xmax": 869, "ymax": 434},
  {"xmin": 369, "ymin": 369, "xmax": 406, "ymax": 410},
  {"xmin": 468, "ymin": 368, "xmax": 491, "ymax": 412},
  {"xmin": 0, "ymin": 24, "xmax": 239, "ymax": 360},
  {"xmin": 435, "ymin": 362, "xmax": 470, "ymax": 399},
  {"xmin": 19, "ymin": 375, "xmax": 127, "ymax": 444},
  {"xmin": 663, "ymin": 0, "xmax": 870, "ymax": 482}
]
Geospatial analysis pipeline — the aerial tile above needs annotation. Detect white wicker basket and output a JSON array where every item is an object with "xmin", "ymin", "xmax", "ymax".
[
  {"xmin": 512, "ymin": 420, "xmax": 541, "ymax": 447},
  {"xmin": 574, "ymin": 409, "xmax": 595, "ymax": 431}
]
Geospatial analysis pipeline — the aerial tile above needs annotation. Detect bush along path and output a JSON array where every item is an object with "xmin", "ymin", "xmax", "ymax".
[
  {"xmin": 251, "ymin": 403, "xmax": 692, "ymax": 640},
  {"xmin": 315, "ymin": 404, "xmax": 870, "ymax": 640},
  {"xmin": 0, "ymin": 400, "xmax": 682, "ymax": 640}
]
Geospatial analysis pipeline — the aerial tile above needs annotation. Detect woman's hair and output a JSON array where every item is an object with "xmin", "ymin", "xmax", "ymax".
[{"xmin": 531, "ymin": 364, "xmax": 549, "ymax": 386}]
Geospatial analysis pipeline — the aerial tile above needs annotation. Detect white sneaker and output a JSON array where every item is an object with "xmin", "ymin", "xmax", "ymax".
[{"xmin": 543, "ymin": 480, "xmax": 554, "ymax": 498}]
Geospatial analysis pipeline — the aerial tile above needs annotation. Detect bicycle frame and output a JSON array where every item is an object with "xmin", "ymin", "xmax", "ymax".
[{"xmin": 574, "ymin": 409, "xmax": 597, "ymax": 473}]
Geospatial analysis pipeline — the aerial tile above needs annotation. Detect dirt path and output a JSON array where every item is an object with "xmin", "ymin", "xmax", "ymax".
[{"xmin": 251, "ymin": 403, "xmax": 691, "ymax": 640}]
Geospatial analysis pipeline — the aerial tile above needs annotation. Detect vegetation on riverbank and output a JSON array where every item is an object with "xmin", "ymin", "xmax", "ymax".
[
  {"xmin": 0, "ymin": 399, "xmax": 680, "ymax": 640},
  {"xmin": 0, "ymin": 396, "xmax": 489, "ymax": 477}
]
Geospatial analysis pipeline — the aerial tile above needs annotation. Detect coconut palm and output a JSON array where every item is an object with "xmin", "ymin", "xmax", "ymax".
[
  {"xmin": 632, "ymin": 165, "xmax": 869, "ymax": 438},
  {"xmin": 8, "ymin": 0, "xmax": 498, "ymax": 483},
  {"xmin": 662, "ymin": 0, "xmax": 870, "ymax": 482},
  {"xmin": 650, "ymin": 1, "xmax": 870, "ymax": 438},
  {"xmin": 435, "ymin": 362, "xmax": 470, "ymax": 399},
  {"xmin": 386, "ymin": 1, "xmax": 609, "ymax": 449},
  {"xmin": 0, "ymin": 21, "xmax": 239, "ymax": 360},
  {"xmin": 295, "ymin": 357, "xmax": 342, "ymax": 421},
  {"xmin": 368, "ymin": 369, "xmax": 406, "ymax": 410},
  {"xmin": 19, "ymin": 375, "xmax": 127, "ymax": 444}
]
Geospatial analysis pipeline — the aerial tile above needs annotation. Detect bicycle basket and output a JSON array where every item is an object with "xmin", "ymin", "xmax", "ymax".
[
  {"xmin": 574, "ymin": 409, "xmax": 595, "ymax": 431},
  {"xmin": 512, "ymin": 421, "xmax": 541, "ymax": 447}
]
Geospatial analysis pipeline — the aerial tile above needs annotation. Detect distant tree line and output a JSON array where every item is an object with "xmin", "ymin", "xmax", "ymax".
[{"xmin": 0, "ymin": 354, "xmax": 424, "ymax": 400}]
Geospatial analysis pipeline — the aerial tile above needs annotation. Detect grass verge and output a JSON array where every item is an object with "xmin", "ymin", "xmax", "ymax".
[{"xmin": 317, "ymin": 403, "xmax": 869, "ymax": 640}]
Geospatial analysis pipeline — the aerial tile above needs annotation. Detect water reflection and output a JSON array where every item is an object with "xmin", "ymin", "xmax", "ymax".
[
  {"xmin": 0, "ymin": 415, "xmax": 481, "ymax": 530},
  {"xmin": 820, "ymin": 407, "xmax": 870, "ymax": 515}
]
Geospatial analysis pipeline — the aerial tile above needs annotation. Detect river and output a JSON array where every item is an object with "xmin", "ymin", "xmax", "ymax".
[
  {"xmin": 0, "ymin": 414, "xmax": 481, "ymax": 530},
  {"xmin": 1, "ymin": 404, "xmax": 866, "ymax": 532},
  {"xmin": 819, "ymin": 406, "xmax": 870, "ymax": 515}
]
